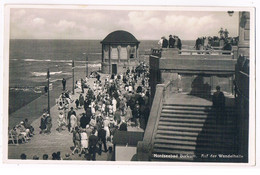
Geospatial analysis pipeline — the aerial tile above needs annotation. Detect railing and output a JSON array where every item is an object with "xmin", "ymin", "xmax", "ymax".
[
  {"xmin": 180, "ymin": 49, "xmax": 233, "ymax": 55},
  {"xmin": 162, "ymin": 80, "xmax": 175, "ymax": 102},
  {"xmin": 151, "ymin": 48, "xmax": 234, "ymax": 57},
  {"xmin": 137, "ymin": 80, "xmax": 174, "ymax": 161}
]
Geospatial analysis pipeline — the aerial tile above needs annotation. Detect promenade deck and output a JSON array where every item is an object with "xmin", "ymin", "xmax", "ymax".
[{"xmin": 8, "ymin": 73, "xmax": 143, "ymax": 161}]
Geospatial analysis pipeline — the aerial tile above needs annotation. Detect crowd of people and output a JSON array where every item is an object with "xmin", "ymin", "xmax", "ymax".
[
  {"xmin": 158, "ymin": 35, "xmax": 182, "ymax": 50},
  {"xmin": 9, "ymin": 119, "xmax": 35, "ymax": 145},
  {"xmin": 194, "ymin": 28, "xmax": 236, "ymax": 54},
  {"xmin": 19, "ymin": 62, "xmax": 150, "ymax": 161}
]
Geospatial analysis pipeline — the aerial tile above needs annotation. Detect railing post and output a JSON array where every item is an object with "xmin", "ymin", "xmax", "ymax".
[{"xmin": 162, "ymin": 87, "xmax": 166, "ymax": 103}]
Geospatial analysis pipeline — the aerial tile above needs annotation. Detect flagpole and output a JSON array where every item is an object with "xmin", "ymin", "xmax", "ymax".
[
  {"xmin": 72, "ymin": 59, "xmax": 75, "ymax": 95},
  {"xmin": 86, "ymin": 55, "xmax": 88, "ymax": 77},
  {"xmin": 47, "ymin": 68, "xmax": 50, "ymax": 115}
]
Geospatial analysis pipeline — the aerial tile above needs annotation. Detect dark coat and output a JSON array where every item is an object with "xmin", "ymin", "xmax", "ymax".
[
  {"xmin": 89, "ymin": 134, "xmax": 98, "ymax": 148},
  {"xmin": 212, "ymin": 91, "xmax": 225, "ymax": 109},
  {"xmin": 169, "ymin": 37, "xmax": 175, "ymax": 48},
  {"xmin": 98, "ymin": 129, "xmax": 106, "ymax": 141},
  {"xmin": 119, "ymin": 122, "xmax": 127, "ymax": 131},
  {"xmin": 162, "ymin": 39, "xmax": 168, "ymax": 48},
  {"xmin": 80, "ymin": 115, "xmax": 90, "ymax": 128}
]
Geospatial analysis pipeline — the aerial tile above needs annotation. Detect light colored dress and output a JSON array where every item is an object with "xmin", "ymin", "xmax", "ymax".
[
  {"xmin": 70, "ymin": 115, "xmax": 77, "ymax": 131},
  {"xmin": 80, "ymin": 132, "xmax": 88, "ymax": 149}
]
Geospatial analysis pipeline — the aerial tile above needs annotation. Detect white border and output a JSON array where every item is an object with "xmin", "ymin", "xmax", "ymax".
[{"xmin": 0, "ymin": 0, "xmax": 258, "ymax": 171}]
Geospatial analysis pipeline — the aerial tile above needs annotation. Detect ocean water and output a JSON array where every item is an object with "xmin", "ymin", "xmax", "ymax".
[{"xmin": 9, "ymin": 39, "xmax": 195, "ymax": 114}]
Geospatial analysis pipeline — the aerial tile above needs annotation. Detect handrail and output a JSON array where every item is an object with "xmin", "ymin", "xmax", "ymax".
[
  {"xmin": 137, "ymin": 80, "xmax": 174, "ymax": 161},
  {"xmin": 151, "ymin": 48, "xmax": 233, "ymax": 56},
  {"xmin": 180, "ymin": 49, "xmax": 233, "ymax": 55},
  {"xmin": 163, "ymin": 80, "xmax": 174, "ymax": 102}
]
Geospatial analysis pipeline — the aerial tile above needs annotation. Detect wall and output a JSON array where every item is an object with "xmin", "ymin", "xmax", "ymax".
[{"xmin": 115, "ymin": 146, "xmax": 137, "ymax": 161}]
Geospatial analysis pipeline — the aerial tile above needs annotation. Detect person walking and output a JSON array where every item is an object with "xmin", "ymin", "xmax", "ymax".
[
  {"xmin": 212, "ymin": 86, "xmax": 226, "ymax": 125},
  {"xmin": 67, "ymin": 107, "xmax": 76, "ymax": 132},
  {"xmin": 72, "ymin": 127, "xmax": 81, "ymax": 155},
  {"xmin": 88, "ymin": 130, "xmax": 98, "ymax": 160},
  {"xmin": 62, "ymin": 78, "xmax": 66, "ymax": 91},
  {"xmin": 39, "ymin": 114, "xmax": 46, "ymax": 134},
  {"xmin": 45, "ymin": 114, "xmax": 52, "ymax": 134},
  {"xmin": 98, "ymin": 125, "xmax": 108, "ymax": 155}
]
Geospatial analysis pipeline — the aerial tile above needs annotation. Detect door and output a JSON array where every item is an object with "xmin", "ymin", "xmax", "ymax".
[{"xmin": 112, "ymin": 64, "xmax": 117, "ymax": 74}]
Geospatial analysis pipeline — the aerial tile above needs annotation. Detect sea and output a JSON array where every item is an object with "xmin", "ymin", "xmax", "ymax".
[{"xmin": 9, "ymin": 39, "xmax": 195, "ymax": 114}]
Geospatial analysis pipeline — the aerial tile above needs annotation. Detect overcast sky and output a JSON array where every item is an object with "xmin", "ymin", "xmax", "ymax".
[{"xmin": 10, "ymin": 8, "xmax": 239, "ymax": 40}]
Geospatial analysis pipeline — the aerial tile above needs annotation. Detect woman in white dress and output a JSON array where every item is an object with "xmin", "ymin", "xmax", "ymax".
[
  {"xmin": 80, "ymin": 130, "xmax": 88, "ymax": 155},
  {"xmin": 70, "ymin": 114, "xmax": 77, "ymax": 132}
]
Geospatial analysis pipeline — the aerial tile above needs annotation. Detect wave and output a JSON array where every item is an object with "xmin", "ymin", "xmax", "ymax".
[
  {"xmin": 23, "ymin": 58, "xmax": 101, "ymax": 64},
  {"xmin": 10, "ymin": 86, "xmax": 43, "ymax": 93},
  {"xmin": 31, "ymin": 71, "xmax": 63, "ymax": 77},
  {"xmin": 50, "ymin": 79, "xmax": 62, "ymax": 83},
  {"xmin": 75, "ymin": 64, "xmax": 101, "ymax": 69},
  {"xmin": 24, "ymin": 59, "xmax": 51, "ymax": 62}
]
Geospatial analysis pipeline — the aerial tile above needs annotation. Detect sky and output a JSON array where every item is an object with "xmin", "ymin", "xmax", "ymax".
[{"xmin": 10, "ymin": 8, "xmax": 239, "ymax": 40}]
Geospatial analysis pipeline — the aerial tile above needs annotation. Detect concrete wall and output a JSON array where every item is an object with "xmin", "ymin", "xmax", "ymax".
[
  {"xmin": 102, "ymin": 61, "xmax": 139, "ymax": 74},
  {"xmin": 115, "ymin": 146, "xmax": 137, "ymax": 161}
]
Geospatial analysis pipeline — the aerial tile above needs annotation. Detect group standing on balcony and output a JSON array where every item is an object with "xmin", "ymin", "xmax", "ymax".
[{"xmin": 158, "ymin": 35, "xmax": 182, "ymax": 50}]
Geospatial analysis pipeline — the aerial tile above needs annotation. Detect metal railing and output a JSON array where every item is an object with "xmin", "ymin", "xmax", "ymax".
[
  {"xmin": 180, "ymin": 49, "xmax": 233, "ymax": 55},
  {"xmin": 151, "ymin": 48, "xmax": 233, "ymax": 57}
]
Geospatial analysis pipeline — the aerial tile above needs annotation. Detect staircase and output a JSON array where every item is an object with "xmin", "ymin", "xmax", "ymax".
[{"xmin": 151, "ymin": 103, "xmax": 238, "ymax": 162}]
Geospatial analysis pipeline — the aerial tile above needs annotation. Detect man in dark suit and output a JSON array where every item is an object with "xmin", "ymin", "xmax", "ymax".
[
  {"xmin": 169, "ymin": 35, "xmax": 175, "ymax": 48},
  {"xmin": 88, "ymin": 130, "xmax": 98, "ymax": 160},
  {"xmin": 80, "ymin": 113, "xmax": 90, "ymax": 128},
  {"xmin": 162, "ymin": 37, "xmax": 168, "ymax": 48},
  {"xmin": 212, "ymin": 86, "xmax": 226, "ymax": 125},
  {"xmin": 62, "ymin": 78, "xmax": 66, "ymax": 91},
  {"xmin": 98, "ymin": 126, "xmax": 107, "ymax": 155}
]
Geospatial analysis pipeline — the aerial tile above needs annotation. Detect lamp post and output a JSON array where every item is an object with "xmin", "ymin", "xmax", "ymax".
[
  {"xmin": 47, "ymin": 68, "xmax": 50, "ymax": 115},
  {"xmin": 72, "ymin": 59, "xmax": 75, "ymax": 95},
  {"xmin": 83, "ymin": 53, "xmax": 88, "ymax": 77}
]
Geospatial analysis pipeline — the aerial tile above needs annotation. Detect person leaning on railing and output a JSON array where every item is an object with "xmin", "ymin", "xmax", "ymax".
[{"xmin": 222, "ymin": 40, "xmax": 232, "ymax": 55}]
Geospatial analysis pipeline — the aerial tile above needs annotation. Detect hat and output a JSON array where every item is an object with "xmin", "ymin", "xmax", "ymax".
[{"xmin": 169, "ymin": 35, "xmax": 172, "ymax": 37}]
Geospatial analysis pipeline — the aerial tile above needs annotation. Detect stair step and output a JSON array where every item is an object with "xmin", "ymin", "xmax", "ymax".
[
  {"xmin": 162, "ymin": 105, "xmax": 236, "ymax": 111},
  {"xmin": 161, "ymin": 110, "xmax": 209, "ymax": 115},
  {"xmin": 156, "ymin": 130, "xmax": 235, "ymax": 137},
  {"xmin": 163, "ymin": 103, "xmax": 235, "ymax": 109},
  {"xmin": 161, "ymin": 113, "xmax": 210, "ymax": 119},
  {"xmin": 161, "ymin": 110, "xmax": 237, "ymax": 117},
  {"xmin": 157, "ymin": 125, "xmax": 236, "ymax": 134},
  {"xmin": 159, "ymin": 117, "xmax": 213, "ymax": 124},
  {"xmin": 154, "ymin": 138, "xmax": 235, "ymax": 148},
  {"xmin": 162, "ymin": 106, "xmax": 210, "ymax": 111},
  {"xmin": 155, "ymin": 134, "xmax": 236, "ymax": 145},
  {"xmin": 158, "ymin": 121, "xmax": 236, "ymax": 129}
]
